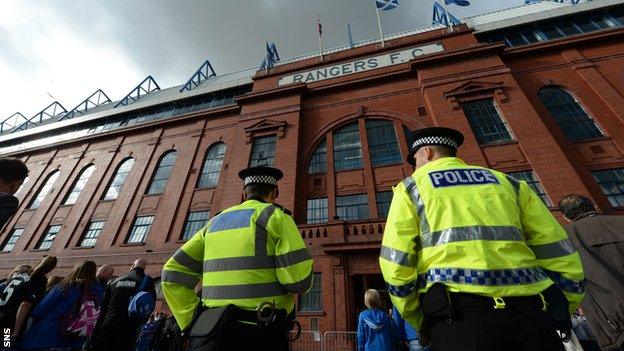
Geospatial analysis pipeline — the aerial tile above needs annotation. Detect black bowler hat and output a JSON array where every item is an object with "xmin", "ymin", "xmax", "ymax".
[
  {"xmin": 406, "ymin": 127, "xmax": 464, "ymax": 165},
  {"xmin": 238, "ymin": 166, "xmax": 284, "ymax": 187}
]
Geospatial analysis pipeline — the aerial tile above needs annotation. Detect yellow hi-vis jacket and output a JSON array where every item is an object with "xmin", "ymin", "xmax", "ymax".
[
  {"xmin": 379, "ymin": 157, "xmax": 585, "ymax": 330},
  {"xmin": 162, "ymin": 199, "xmax": 313, "ymax": 330}
]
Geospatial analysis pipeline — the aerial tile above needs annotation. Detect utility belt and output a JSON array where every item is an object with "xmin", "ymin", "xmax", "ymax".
[
  {"xmin": 420, "ymin": 283, "xmax": 571, "ymax": 340},
  {"xmin": 187, "ymin": 302, "xmax": 301, "ymax": 351}
]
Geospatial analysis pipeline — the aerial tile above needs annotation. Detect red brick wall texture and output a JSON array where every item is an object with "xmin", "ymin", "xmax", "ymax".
[{"xmin": 1, "ymin": 25, "xmax": 623, "ymax": 332}]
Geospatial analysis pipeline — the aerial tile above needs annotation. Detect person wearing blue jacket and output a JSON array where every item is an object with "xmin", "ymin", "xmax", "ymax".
[
  {"xmin": 392, "ymin": 306, "xmax": 430, "ymax": 351},
  {"xmin": 357, "ymin": 289, "xmax": 397, "ymax": 351},
  {"xmin": 20, "ymin": 260, "xmax": 101, "ymax": 351}
]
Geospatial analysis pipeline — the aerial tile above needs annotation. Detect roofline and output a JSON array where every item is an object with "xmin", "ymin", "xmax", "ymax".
[{"xmin": 471, "ymin": 0, "xmax": 623, "ymax": 33}]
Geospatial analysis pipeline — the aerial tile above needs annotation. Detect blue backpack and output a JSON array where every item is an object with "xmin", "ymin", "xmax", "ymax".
[{"xmin": 128, "ymin": 275, "xmax": 155, "ymax": 320}]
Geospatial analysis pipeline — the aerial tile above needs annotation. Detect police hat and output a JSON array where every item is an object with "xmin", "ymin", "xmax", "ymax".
[
  {"xmin": 406, "ymin": 127, "xmax": 464, "ymax": 165},
  {"xmin": 238, "ymin": 166, "xmax": 284, "ymax": 187}
]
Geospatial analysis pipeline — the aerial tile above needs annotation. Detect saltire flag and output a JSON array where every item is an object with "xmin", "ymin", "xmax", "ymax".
[
  {"xmin": 376, "ymin": 0, "xmax": 399, "ymax": 11},
  {"xmin": 316, "ymin": 13, "xmax": 323, "ymax": 36},
  {"xmin": 444, "ymin": 0, "xmax": 470, "ymax": 6},
  {"xmin": 266, "ymin": 41, "xmax": 275, "ymax": 68}
]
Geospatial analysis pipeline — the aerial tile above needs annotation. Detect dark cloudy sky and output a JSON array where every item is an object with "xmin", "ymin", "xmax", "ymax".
[{"xmin": 0, "ymin": 0, "xmax": 527, "ymax": 120}]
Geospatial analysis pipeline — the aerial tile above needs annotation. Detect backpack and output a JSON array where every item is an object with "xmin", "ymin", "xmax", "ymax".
[
  {"xmin": 60, "ymin": 286, "xmax": 101, "ymax": 338},
  {"xmin": 128, "ymin": 275, "xmax": 155, "ymax": 320}
]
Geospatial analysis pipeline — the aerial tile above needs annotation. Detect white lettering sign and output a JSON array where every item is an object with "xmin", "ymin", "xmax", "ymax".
[{"xmin": 278, "ymin": 43, "xmax": 444, "ymax": 86}]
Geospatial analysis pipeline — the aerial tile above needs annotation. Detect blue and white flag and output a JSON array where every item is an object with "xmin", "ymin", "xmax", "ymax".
[
  {"xmin": 444, "ymin": 0, "xmax": 470, "ymax": 6},
  {"xmin": 376, "ymin": 0, "xmax": 399, "ymax": 11}
]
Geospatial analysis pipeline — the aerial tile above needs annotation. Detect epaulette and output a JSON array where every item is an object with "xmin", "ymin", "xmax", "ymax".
[{"xmin": 272, "ymin": 203, "xmax": 292, "ymax": 216}]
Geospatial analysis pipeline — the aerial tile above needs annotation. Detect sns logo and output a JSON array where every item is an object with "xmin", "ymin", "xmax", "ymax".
[{"xmin": 3, "ymin": 328, "xmax": 10, "ymax": 347}]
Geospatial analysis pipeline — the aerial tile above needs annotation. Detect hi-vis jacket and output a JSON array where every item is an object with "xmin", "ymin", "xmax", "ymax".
[
  {"xmin": 162, "ymin": 199, "xmax": 313, "ymax": 330},
  {"xmin": 379, "ymin": 157, "xmax": 585, "ymax": 330}
]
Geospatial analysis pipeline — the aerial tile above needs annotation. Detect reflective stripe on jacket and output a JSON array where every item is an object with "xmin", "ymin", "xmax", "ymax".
[
  {"xmin": 162, "ymin": 199, "xmax": 313, "ymax": 330},
  {"xmin": 379, "ymin": 157, "xmax": 585, "ymax": 330}
]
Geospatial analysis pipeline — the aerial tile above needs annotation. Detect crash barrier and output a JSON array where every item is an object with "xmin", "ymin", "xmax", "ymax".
[{"xmin": 288, "ymin": 330, "xmax": 356, "ymax": 351}]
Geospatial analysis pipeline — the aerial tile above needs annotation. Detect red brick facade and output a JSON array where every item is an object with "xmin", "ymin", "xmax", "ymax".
[{"xmin": 1, "ymin": 23, "xmax": 623, "ymax": 333}]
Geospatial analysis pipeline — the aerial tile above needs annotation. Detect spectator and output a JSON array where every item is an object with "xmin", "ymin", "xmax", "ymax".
[
  {"xmin": 19, "ymin": 260, "xmax": 101, "ymax": 351},
  {"xmin": 392, "ymin": 306, "xmax": 429, "ymax": 351},
  {"xmin": 88, "ymin": 259, "xmax": 156, "ymax": 351},
  {"xmin": 571, "ymin": 310, "xmax": 600, "ymax": 351},
  {"xmin": 0, "ymin": 158, "xmax": 28, "ymax": 230},
  {"xmin": 46, "ymin": 276, "xmax": 64, "ymax": 292},
  {"xmin": 4, "ymin": 256, "xmax": 56, "ymax": 339},
  {"xmin": 93, "ymin": 265, "xmax": 114, "ymax": 298},
  {"xmin": 134, "ymin": 314, "xmax": 158, "ymax": 351},
  {"xmin": 559, "ymin": 194, "xmax": 624, "ymax": 351},
  {"xmin": 0, "ymin": 265, "xmax": 32, "ymax": 292},
  {"xmin": 357, "ymin": 289, "xmax": 396, "ymax": 351}
]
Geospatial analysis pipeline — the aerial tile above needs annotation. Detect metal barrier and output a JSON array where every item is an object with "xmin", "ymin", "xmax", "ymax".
[
  {"xmin": 289, "ymin": 331, "xmax": 323, "ymax": 351},
  {"xmin": 322, "ymin": 331, "xmax": 357, "ymax": 351}
]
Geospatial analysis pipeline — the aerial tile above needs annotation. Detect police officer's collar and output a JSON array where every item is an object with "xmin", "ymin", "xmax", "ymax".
[
  {"xmin": 415, "ymin": 157, "xmax": 465, "ymax": 173},
  {"xmin": 246, "ymin": 196, "xmax": 267, "ymax": 203}
]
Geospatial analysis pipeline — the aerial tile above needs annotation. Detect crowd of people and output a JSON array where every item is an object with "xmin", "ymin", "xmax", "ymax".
[{"xmin": 0, "ymin": 256, "xmax": 180, "ymax": 351}]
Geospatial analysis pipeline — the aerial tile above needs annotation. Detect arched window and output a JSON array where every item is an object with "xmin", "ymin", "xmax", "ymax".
[
  {"xmin": 103, "ymin": 158, "xmax": 134, "ymax": 200},
  {"xmin": 63, "ymin": 164, "xmax": 95, "ymax": 205},
  {"xmin": 308, "ymin": 139, "xmax": 327, "ymax": 174},
  {"xmin": 146, "ymin": 151, "xmax": 177, "ymax": 195},
  {"xmin": 538, "ymin": 87, "xmax": 603, "ymax": 141},
  {"xmin": 28, "ymin": 171, "xmax": 60, "ymax": 209},
  {"xmin": 333, "ymin": 122, "xmax": 363, "ymax": 171},
  {"xmin": 197, "ymin": 143, "xmax": 226, "ymax": 188},
  {"xmin": 365, "ymin": 119, "xmax": 402, "ymax": 167}
]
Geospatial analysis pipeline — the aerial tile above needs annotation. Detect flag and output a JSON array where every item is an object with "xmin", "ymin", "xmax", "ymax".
[
  {"xmin": 316, "ymin": 13, "xmax": 323, "ymax": 36},
  {"xmin": 444, "ymin": 0, "xmax": 470, "ymax": 6},
  {"xmin": 347, "ymin": 23, "xmax": 354, "ymax": 48},
  {"xmin": 265, "ymin": 41, "xmax": 275, "ymax": 69},
  {"xmin": 376, "ymin": 0, "xmax": 399, "ymax": 11}
]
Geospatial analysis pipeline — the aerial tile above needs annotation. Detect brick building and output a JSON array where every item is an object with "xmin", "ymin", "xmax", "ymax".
[{"xmin": 1, "ymin": 0, "xmax": 624, "ymax": 333}]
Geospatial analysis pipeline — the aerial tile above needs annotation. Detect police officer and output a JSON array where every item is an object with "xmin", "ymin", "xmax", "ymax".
[
  {"xmin": 162, "ymin": 166, "xmax": 313, "ymax": 350},
  {"xmin": 379, "ymin": 127, "xmax": 585, "ymax": 351}
]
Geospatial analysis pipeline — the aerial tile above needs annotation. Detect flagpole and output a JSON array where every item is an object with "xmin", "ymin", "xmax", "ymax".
[
  {"xmin": 441, "ymin": 1, "xmax": 454, "ymax": 33},
  {"xmin": 317, "ymin": 13, "xmax": 324, "ymax": 61},
  {"xmin": 374, "ymin": 1, "xmax": 385, "ymax": 47}
]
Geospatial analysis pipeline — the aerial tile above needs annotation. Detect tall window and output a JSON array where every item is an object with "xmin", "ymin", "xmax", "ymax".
[
  {"xmin": 508, "ymin": 171, "xmax": 553, "ymax": 207},
  {"xmin": 307, "ymin": 198, "xmax": 328, "ymax": 224},
  {"xmin": 462, "ymin": 99, "xmax": 512, "ymax": 145},
  {"xmin": 182, "ymin": 211, "xmax": 210, "ymax": 240},
  {"xmin": 197, "ymin": 143, "xmax": 226, "ymax": 188},
  {"xmin": 336, "ymin": 194, "xmax": 369, "ymax": 221},
  {"xmin": 308, "ymin": 139, "xmax": 327, "ymax": 174},
  {"xmin": 333, "ymin": 122, "xmax": 363, "ymax": 171},
  {"xmin": 29, "ymin": 171, "xmax": 60, "ymax": 209},
  {"xmin": 298, "ymin": 273, "xmax": 322, "ymax": 312},
  {"xmin": 591, "ymin": 168, "xmax": 624, "ymax": 208},
  {"xmin": 538, "ymin": 87, "xmax": 603, "ymax": 141},
  {"xmin": 1, "ymin": 228, "xmax": 24, "ymax": 252},
  {"xmin": 63, "ymin": 165, "xmax": 95, "ymax": 205},
  {"xmin": 146, "ymin": 151, "xmax": 177, "ymax": 195},
  {"xmin": 80, "ymin": 221, "xmax": 105, "ymax": 247},
  {"xmin": 37, "ymin": 225, "xmax": 61, "ymax": 250},
  {"xmin": 376, "ymin": 191, "xmax": 393, "ymax": 218},
  {"xmin": 126, "ymin": 215, "xmax": 154, "ymax": 244},
  {"xmin": 249, "ymin": 135, "xmax": 277, "ymax": 167},
  {"xmin": 103, "ymin": 158, "xmax": 134, "ymax": 200},
  {"xmin": 366, "ymin": 120, "xmax": 402, "ymax": 167}
]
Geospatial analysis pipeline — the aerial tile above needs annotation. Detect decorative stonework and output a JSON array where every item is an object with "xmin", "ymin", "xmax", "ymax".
[
  {"xmin": 243, "ymin": 119, "xmax": 287, "ymax": 144},
  {"xmin": 443, "ymin": 81, "xmax": 507, "ymax": 110}
]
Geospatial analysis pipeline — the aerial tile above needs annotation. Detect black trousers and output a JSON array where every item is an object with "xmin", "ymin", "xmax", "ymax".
[
  {"xmin": 429, "ymin": 303, "xmax": 564, "ymax": 351},
  {"xmin": 219, "ymin": 321, "xmax": 289, "ymax": 351}
]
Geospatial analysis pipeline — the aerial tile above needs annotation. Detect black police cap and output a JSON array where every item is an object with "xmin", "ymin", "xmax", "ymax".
[
  {"xmin": 238, "ymin": 166, "xmax": 284, "ymax": 187},
  {"xmin": 406, "ymin": 127, "xmax": 464, "ymax": 165}
]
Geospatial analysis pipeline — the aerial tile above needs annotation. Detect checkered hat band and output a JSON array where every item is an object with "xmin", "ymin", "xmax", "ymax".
[
  {"xmin": 244, "ymin": 175, "xmax": 278, "ymax": 186},
  {"xmin": 412, "ymin": 136, "xmax": 457, "ymax": 150}
]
